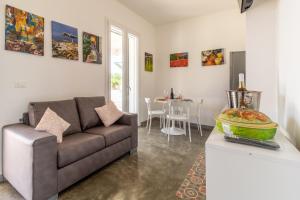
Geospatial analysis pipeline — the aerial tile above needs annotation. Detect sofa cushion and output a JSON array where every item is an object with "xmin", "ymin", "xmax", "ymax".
[
  {"xmin": 35, "ymin": 108, "xmax": 70, "ymax": 143},
  {"xmin": 29, "ymin": 100, "xmax": 81, "ymax": 136},
  {"xmin": 74, "ymin": 97, "xmax": 106, "ymax": 130},
  {"xmin": 95, "ymin": 101, "xmax": 124, "ymax": 127},
  {"xmin": 85, "ymin": 125, "xmax": 132, "ymax": 146},
  {"xmin": 58, "ymin": 132, "xmax": 105, "ymax": 168}
]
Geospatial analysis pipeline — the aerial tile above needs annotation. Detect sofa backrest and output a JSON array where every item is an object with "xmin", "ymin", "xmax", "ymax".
[
  {"xmin": 28, "ymin": 99, "xmax": 82, "ymax": 136},
  {"xmin": 74, "ymin": 96, "xmax": 106, "ymax": 130}
]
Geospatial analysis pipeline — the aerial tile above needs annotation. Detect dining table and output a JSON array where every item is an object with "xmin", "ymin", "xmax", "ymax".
[{"xmin": 154, "ymin": 97, "xmax": 193, "ymax": 136}]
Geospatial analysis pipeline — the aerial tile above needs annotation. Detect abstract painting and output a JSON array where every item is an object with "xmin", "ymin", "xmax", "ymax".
[
  {"xmin": 170, "ymin": 52, "xmax": 188, "ymax": 68},
  {"xmin": 82, "ymin": 32, "xmax": 102, "ymax": 64},
  {"xmin": 145, "ymin": 52, "xmax": 153, "ymax": 72},
  {"xmin": 52, "ymin": 21, "xmax": 78, "ymax": 60},
  {"xmin": 5, "ymin": 5, "xmax": 44, "ymax": 56},
  {"xmin": 201, "ymin": 48, "xmax": 225, "ymax": 66}
]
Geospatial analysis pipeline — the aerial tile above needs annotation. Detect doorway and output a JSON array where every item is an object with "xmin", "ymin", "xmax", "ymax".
[{"xmin": 108, "ymin": 22, "xmax": 139, "ymax": 113}]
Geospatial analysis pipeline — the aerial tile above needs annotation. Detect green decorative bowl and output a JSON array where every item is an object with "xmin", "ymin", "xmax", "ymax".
[{"xmin": 216, "ymin": 108, "xmax": 278, "ymax": 141}]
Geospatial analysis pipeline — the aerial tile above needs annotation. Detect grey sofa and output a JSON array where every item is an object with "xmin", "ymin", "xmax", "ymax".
[{"xmin": 2, "ymin": 96, "xmax": 138, "ymax": 200}]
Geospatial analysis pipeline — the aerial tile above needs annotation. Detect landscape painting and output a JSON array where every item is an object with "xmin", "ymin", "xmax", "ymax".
[
  {"xmin": 5, "ymin": 5, "xmax": 44, "ymax": 56},
  {"xmin": 170, "ymin": 52, "xmax": 188, "ymax": 68},
  {"xmin": 201, "ymin": 48, "xmax": 225, "ymax": 66},
  {"xmin": 52, "ymin": 21, "xmax": 78, "ymax": 60},
  {"xmin": 145, "ymin": 52, "xmax": 153, "ymax": 72},
  {"xmin": 82, "ymin": 32, "xmax": 102, "ymax": 64}
]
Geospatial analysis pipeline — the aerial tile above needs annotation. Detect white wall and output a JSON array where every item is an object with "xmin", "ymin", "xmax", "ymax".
[
  {"xmin": 246, "ymin": 0, "xmax": 278, "ymax": 121},
  {"xmin": 0, "ymin": 0, "xmax": 157, "ymax": 175},
  {"xmin": 277, "ymin": 0, "xmax": 300, "ymax": 148},
  {"xmin": 155, "ymin": 10, "xmax": 246, "ymax": 126},
  {"xmin": 246, "ymin": 0, "xmax": 300, "ymax": 150}
]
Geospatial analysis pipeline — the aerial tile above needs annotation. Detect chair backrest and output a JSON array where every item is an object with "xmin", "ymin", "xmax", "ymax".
[
  {"xmin": 196, "ymin": 99, "xmax": 204, "ymax": 116},
  {"xmin": 167, "ymin": 100, "xmax": 191, "ymax": 118},
  {"xmin": 190, "ymin": 98, "xmax": 203, "ymax": 116},
  {"xmin": 145, "ymin": 98, "xmax": 151, "ymax": 113}
]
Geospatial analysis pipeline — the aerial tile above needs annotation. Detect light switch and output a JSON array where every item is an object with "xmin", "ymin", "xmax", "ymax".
[{"xmin": 14, "ymin": 81, "xmax": 27, "ymax": 88}]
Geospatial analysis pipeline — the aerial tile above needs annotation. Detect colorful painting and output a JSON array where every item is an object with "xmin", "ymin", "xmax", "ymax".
[
  {"xmin": 83, "ymin": 32, "xmax": 102, "ymax": 64},
  {"xmin": 145, "ymin": 52, "xmax": 153, "ymax": 72},
  {"xmin": 52, "ymin": 21, "xmax": 78, "ymax": 60},
  {"xmin": 170, "ymin": 52, "xmax": 188, "ymax": 68},
  {"xmin": 5, "ymin": 5, "xmax": 44, "ymax": 56},
  {"xmin": 201, "ymin": 48, "xmax": 225, "ymax": 66}
]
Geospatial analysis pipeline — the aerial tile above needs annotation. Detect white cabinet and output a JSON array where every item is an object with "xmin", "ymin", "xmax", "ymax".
[{"xmin": 205, "ymin": 129, "xmax": 300, "ymax": 200}]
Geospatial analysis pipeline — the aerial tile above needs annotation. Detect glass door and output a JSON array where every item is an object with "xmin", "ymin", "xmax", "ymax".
[
  {"xmin": 128, "ymin": 33, "xmax": 138, "ymax": 113},
  {"xmin": 108, "ymin": 23, "xmax": 139, "ymax": 113},
  {"xmin": 110, "ymin": 25, "xmax": 124, "ymax": 110}
]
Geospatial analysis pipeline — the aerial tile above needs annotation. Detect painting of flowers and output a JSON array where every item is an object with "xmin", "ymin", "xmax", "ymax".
[
  {"xmin": 83, "ymin": 32, "xmax": 102, "ymax": 64},
  {"xmin": 5, "ymin": 5, "xmax": 44, "ymax": 56},
  {"xmin": 145, "ymin": 52, "xmax": 153, "ymax": 72},
  {"xmin": 52, "ymin": 21, "xmax": 78, "ymax": 60},
  {"xmin": 170, "ymin": 52, "xmax": 188, "ymax": 68},
  {"xmin": 201, "ymin": 48, "xmax": 225, "ymax": 66}
]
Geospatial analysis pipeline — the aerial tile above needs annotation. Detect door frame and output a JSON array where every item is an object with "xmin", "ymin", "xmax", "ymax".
[{"xmin": 106, "ymin": 18, "xmax": 140, "ymax": 115}]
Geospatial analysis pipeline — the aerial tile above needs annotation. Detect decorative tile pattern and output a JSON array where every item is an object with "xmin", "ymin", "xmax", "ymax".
[{"xmin": 176, "ymin": 151, "xmax": 206, "ymax": 200}]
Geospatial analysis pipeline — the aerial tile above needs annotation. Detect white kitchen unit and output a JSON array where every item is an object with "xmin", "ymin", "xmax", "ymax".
[{"xmin": 206, "ymin": 129, "xmax": 300, "ymax": 200}]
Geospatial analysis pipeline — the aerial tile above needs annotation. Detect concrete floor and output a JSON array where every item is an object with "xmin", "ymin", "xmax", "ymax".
[{"xmin": 0, "ymin": 120, "xmax": 212, "ymax": 200}]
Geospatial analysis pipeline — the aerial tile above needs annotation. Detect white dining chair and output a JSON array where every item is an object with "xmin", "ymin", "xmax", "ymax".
[
  {"xmin": 195, "ymin": 99, "xmax": 204, "ymax": 136},
  {"xmin": 166, "ymin": 100, "xmax": 192, "ymax": 143},
  {"xmin": 145, "ymin": 98, "xmax": 166, "ymax": 134}
]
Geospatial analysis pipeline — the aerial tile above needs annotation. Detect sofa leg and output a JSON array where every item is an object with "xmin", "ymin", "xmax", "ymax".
[
  {"xmin": 0, "ymin": 175, "xmax": 5, "ymax": 183},
  {"xmin": 48, "ymin": 194, "xmax": 58, "ymax": 200},
  {"xmin": 130, "ymin": 148, "xmax": 137, "ymax": 155}
]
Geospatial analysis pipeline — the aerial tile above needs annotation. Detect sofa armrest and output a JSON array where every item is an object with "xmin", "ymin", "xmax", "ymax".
[
  {"xmin": 116, "ymin": 113, "xmax": 138, "ymax": 149},
  {"xmin": 3, "ymin": 124, "xmax": 58, "ymax": 200}
]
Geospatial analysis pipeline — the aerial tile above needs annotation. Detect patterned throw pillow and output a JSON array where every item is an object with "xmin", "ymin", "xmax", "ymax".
[
  {"xmin": 95, "ymin": 101, "xmax": 124, "ymax": 127},
  {"xmin": 35, "ymin": 107, "xmax": 70, "ymax": 143}
]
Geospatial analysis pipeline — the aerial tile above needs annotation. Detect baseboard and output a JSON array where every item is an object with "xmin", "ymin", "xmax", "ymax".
[
  {"xmin": 190, "ymin": 123, "xmax": 214, "ymax": 131},
  {"xmin": 140, "ymin": 117, "xmax": 214, "ymax": 131}
]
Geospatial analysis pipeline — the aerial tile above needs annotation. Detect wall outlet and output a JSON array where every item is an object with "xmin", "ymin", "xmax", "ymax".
[{"xmin": 14, "ymin": 81, "xmax": 27, "ymax": 88}]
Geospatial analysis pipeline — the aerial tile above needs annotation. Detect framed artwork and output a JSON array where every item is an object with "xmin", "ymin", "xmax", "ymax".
[
  {"xmin": 82, "ymin": 32, "xmax": 102, "ymax": 64},
  {"xmin": 201, "ymin": 48, "xmax": 225, "ymax": 66},
  {"xmin": 51, "ymin": 21, "xmax": 78, "ymax": 60},
  {"xmin": 145, "ymin": 52, "xmax": 153, "ymax": 72},
  {"xmin": 5, "ymin": 5, "xmax": 44, "ymax": 56},
  {"xmin": 170, "ymin": 52, "xmax": 188, "ymax": 68}
]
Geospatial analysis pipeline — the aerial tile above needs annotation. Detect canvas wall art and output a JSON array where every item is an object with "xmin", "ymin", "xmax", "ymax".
[
  {"xmin": 5, "ymin": 5, "xmax": 44, "ymax": 56},
  {"xmin": 201, "ymin": 48, "xmax": 225, "ymax": 66},
  {"xmin": 170, "ymin": 52, "xmax": 188, "ymax": 68},
  {"xmin": 52, "ymin": 21, "xmax": 78, "ymax": 60},
  {"xmin": 145, "ymin": 52, "xmax": 153, "ymax": 72},
  {"xmin": 83, "ymin": 32, "xmax": 102, "ymax": 64}
]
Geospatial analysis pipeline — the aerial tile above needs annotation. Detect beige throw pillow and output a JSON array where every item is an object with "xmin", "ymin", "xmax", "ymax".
[
  {"xmin": 35, "ymin": 108, "xmax": 70, "ymax": 143},
  {"xmin": 95, "ymin": 101, "xmax": 124, "ymax": 127}
]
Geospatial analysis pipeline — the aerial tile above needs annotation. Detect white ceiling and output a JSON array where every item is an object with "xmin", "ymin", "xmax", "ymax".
[{"xmin": 117, "ymin": 0, "xmax": 239, "ymax": 25}]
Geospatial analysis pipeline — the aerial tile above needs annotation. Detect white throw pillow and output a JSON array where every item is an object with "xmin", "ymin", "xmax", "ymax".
[
  {"xmin": 95, "ymin": 101, "xmax": 124, "ymax": 127},
  {"xmin": 35, "ymin": 108, "xmax": 70, "ymax": 143}
]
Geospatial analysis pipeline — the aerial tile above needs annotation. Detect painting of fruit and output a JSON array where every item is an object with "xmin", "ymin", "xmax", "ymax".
[{"xmin": 201, "ymin": 48, "xmax": 224, "ymax": 66}]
